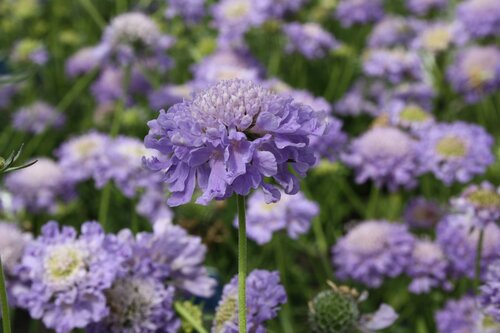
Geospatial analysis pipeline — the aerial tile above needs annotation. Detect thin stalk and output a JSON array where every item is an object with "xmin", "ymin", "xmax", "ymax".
[
  {"xmin": 236, "ymin": 195, "xmax": 247, "ymax": 332},
  {"xmin": 474, "ymin": 229, "xmax": 485, "ymax": 292},
  {"xmin": 275, "ymin": 234, "xmax": 295, "ymax": 333},
  {"xmin": 57, "ymin": 69, "xmax": 97, "ymax": 112},
  {"xmin": 174, "ymin": 302, "xmax": 208, "ymax": 333},
  {"xmin": 99, "ymin": 184, "xmax": 112, "ymax": 230},
  {"xmin": 77, "ymin": 0, "xmax": 106, "ymax": 29},
  {"xmin": 0, "ymin": 258, "xmax": 12, "ymax": 333}
]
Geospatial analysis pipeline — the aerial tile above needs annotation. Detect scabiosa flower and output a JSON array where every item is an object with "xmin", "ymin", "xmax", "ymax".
[
  {"xmin": 415, "ymin": 121, "xmax": 494, "ymax": 185},
  {"xmin": 406, "ymin": 239, "xmax": 450, "ymax": 294},
  {"xmin": 480, "ymin": 260, "xmax": 500, "ymax": 323},
  {"xmin": 165, "ymin": 0, "xmax": 206, "ymax": 24},
  {"xmin": 56, "ymin": 131, "xmax": 112, "ymax": 183},
  {"xmin": 437, "ymin": 214, "xmax": 500, "ymax": 278},
  {"xmin": 5, "ymin": 158, "xmax": 75, "ymax": 213},
  {"xmin": 447, "ymin": 46, "xmax": 500, "ymax": 103},
  {"xmin": 341, "ymin": 126, "xmax": 420, "ymax": 191},
  {"xmin": 387, "ymin": 100, "xmax": 434, "ymax": 132},
  {"xmin": 332, "ymin": 220, "xmax": 415, "ymax": 287},
  {"xmin": 258, "ymin": 0, "xmax": 307, "ymax": 18},
  {"xmin": 391, "ymin": 82, "xmax": 436, "ymax": 111},
  {"xmin": 363, "ymin": 48, "xmax": 424, "ymax": 84},
  {"xmin": 403, "ymin": 197, "xmax": 443, "ymax": 229},
  {"xmin": 406, "ymin": 0, "xmax": 447, "ymax": 16},
  {"xmin": 65, "ymin": 45, "xmax": 108, "ymax": 78},
  {"xmin": 144, "ymin": 79, "xmax": 325, "ymax": 206},
  {"xmin": 452, "ymin": 182, "xmax": 500, "ymax": 228},
  {"xmin": 94, "ymin": 136, "xmax": 159, "ymax": 197},
  {"xmin": 237, "ymin": 189, "xmax": 319, "ymax": 244},
  {"xmin": 212, "ymin": 269, "xmax": 287, "ymax": 333},
  {"xmin": 149, "ymin": 82, "xmax": 195, "ymax": 110},
  {"xmin": 308, "ymin": 282, "xmax": 398, "ymax": 333},
  {"xmin": 368, "ymin": 17, "xmax": 423, "ymax": 49},
  {"xmin": 283, "ymin": 22, "xmax": 339, "ymax": 59},
  {"xmin": 10, "ymin": 38, "xmax": 48, "ymax": 65},
  {"xmin": 12, "ymin": 222, "xmax": 124, "ymax": 333},
  {"xmin": 192, "ymin": 49, "xmax": 264, "ymax": 88},
  {"xmin": 101, "ymin": 12, "xmax": 174, "ymax": 68},
  {"xmin": 412, "ymin": 22, "xmax": 466, "ymax": 53},
  {"xmin": 335, "ymin": 0, "xmax": 384, "ymax": 27},
  {"xmin": 12, "ymin": 101, "xmax": 65, "ymax": 134},
  {"xmin": 457, "ymin": 0, "xmax": 500, "ymax": 39}
]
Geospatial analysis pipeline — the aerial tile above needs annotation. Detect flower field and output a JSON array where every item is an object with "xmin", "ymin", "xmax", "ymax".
[{"xmin": 1, "ymin": 0, "xmax": 500, "ymax": 332}]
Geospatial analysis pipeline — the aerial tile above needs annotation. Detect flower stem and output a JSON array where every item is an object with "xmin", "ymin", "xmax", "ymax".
[
  {"xmin": 474, "ymin": 229, "xmax": 485, "ymax": 292},
  {"xmin": 174, "ymin": 302, "xmax": 208, "ymax": 333},
  {"xmin": 275, "ymin": 234, "xmax": 295, "ymax": 333},
  {"xmin": 236, "ymin": 195, "xmax": 247, "ymax": 332},
  {"xmin": 99, "ymin": 183, "xmax": 112, "ymax": 230},
  {"xmin": 0, "ymin": 258, "xmax": 12, "ymax": 333}
]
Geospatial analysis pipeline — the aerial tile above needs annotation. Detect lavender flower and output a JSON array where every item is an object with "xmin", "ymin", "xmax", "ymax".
[
  {"xmin": 12, "ymin": 101, "xmax": 65, "ymax": 134},
  {"xmin": 447, "ymin": 46, "xmax": 500, "ymax": 103},
  {"xmin": 437, "ymin": 213, "xmax": 500, "ymax": 278},
  {"xmin": 415, "ymin": 121, "xmax": 494, "ymax": 185},
  {"xmin": 56, "ymin": 132, "xmax": 112, "ymax": 183},
  {"xmin": 335, "ymin": 0, "xmax": 384, "ymax": 27},
  {"xmin": 65, "ymin": 45, "xmax": 108, "ymax": 78},
  {"xmin": 5, "ymin": 158, "xmax": 75, "ymax": 213},
  {"xmin": 457, "ymin": 0, "xmax": 500, "ymax": 39},
  {"xmin": 451, "ymin": 182, "xmax": 500, "ymax": 228},
  {"xmin": 341, "ymin": 126, "xmax": 420, "ymax": 191},
  {"xmin": 406, "ymin": 0, "xmax": 447, "ymax": 16},
  {"xmin": 411, "ymin": 22, "xmax": 467, "ymax": 53},
  {"xmin": 333, "ymin": 80, "xmax": 382, "ymax": 116},
  {"xmin": 406, "ymin": 239, "xmax": 450, "ymax": 294},
  {"xmin": 12, "ymin": 222, "xmax": 124, "ymax": 333},
  {"xmin": 403, "ymin": 197, "xmax": 443, "ymax": 229},
  {"xmin": 332, "ymin": 220, "xmax": 415, "ymax": 287},
  {"xmin": 363, "ymin": 48, "xmax": 424, "ymax": 84},
  {"xmin": 192, "ymin": 49, "xmax": 264, "ymax": 88},
  {"xmin": 238, "ymin": 189, "xmax": 319, "ymax": 244},
  {"xmin": 387, "ymin": 100, "xmax": 434, "ymax": 132},
  {"xmin": 480, "ymin": 260, "xmax": 500, "ymax": 323},
  {"xmin": 368, "ymin": 17, "xmax": 423, "ymax": 49},
  {"xmin": 212, "ymin": 269, "xmax": 287, "ymax": 333},
  {"xmin": 149, "ymin": 82, "xmax": 195, "ymax": 110},
  {"xmin": 391, "ymin": 82, "xmax": 436, "ymax": 111},
  {"xmin": 101, "ymin": 12, "xmax": 174, "ymax": 68},
  {"xmin": 283, "ymin": 22, "xmax": 339, "ymax": 59},
  {"xmin": 144, "ymin": 79, "xmax": 324, "ymax": 206},
  {"xmin": 165, "ymin": 0, "xmax": 206, "ymax": 24}
]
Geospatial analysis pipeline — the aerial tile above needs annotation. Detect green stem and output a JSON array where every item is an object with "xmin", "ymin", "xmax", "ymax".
[
  {"xmin": 57, "ymin": 70, "xmax": 97, "ymax": 112},
  {"xmin": 0, "ymin": 258, "xmax": 12, "ymax": 333},
  {"xmin": 174, "ymin": 302, "xmax": 208, "ymax": 333},
  {"xmin": 474, "ymin": 229, "xmax": 485, "ymax": 292},
  {"xmin": 275, "ymin": 234, "xmax": 295, "ymax": 333},
  {"xmin": 77, "ymin": 0, "xmax": 106, "ymax": 29},
  {"xmin": 99, "ymin": 184, "xmax": 112, "ymax": 230},
  {"xmin": 236, "ymin": 195, "xmax": 247, "ymax": 333}
]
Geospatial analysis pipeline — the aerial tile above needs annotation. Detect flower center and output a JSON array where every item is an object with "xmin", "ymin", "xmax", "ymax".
[
  {"xmin": 413, "ymin": 241, "xmax": 444, "ymax": 262},
  {"xmin": 435, "ymin": 136, "xmax": 467, "ymax": 157},
  {"xmin": 399, "ymin": 105, "xmax": 429, "ymax": 123},
  {"xmin": 44, "ymin": 244, "xmax": 86, "ymax": 287},
  {"xmin": 422, "ymin": 28, "xmax": 451, "ymax": 52},
  {"xmin": 224, "ymin": 1, "xmax": 250, "ymax": 19},
  {"xmin": 214, "ymin": 296, "xmax": 237, "ymax": 333},
  {"xmin": 346, "ymin": 222, "xmax": 389, "ymax": 255},
  {"xmin": 468, "ymin": 189, "xmax": 500, "ymax": 208},
  {"xmin": 76, "ymin": 139, "xmax": 99, "ymax": 157}
]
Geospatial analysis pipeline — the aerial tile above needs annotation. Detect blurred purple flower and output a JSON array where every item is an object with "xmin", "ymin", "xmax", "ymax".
[
  {"xmin": 451, "ymin": 182, "xmax": 500, "ymax": 228},
  {"xmin": 283, "ymin": 22, "xmax": 339, "ymax": 59},
  {"xmin": 144, "ymin": 79, "xmax": 324, "ymax": 206},
  {"xmin": 457, "ymin": 0, "xmax": 500, "ymax": 39},
  {"xmin": 333, "ymin": 220, "xmax": 415, "ymax": 287},
  {"xmin": 0, "ymin": 84, "xmax": 19, "ymax": 109},
  {"xmin": 335, "ymin": 0, "xmax": 384, "ymax": 27},
  {"xmin": 403, "ymin": 197, "xmax": 443, "ymax": 230},
  {"xmin": 165, "ymin": 0, "xmax": 206, "ymax": 24},
  {"xmin": 387, "ymin": 100, "xmax": 434, "ymax": 133},
  {"xmin": 363, "ymin": 48, "xmax": 424, "ymax": 84},
  {"xmin": 65, "ymin": 45, "xmax": 108, "ymax": 78},
  {"xmin": 411, "ymin": 21, "xmax": 467, "ymax": 53},
  {"xmin": 415, "ymin": 121, "xmax": 494, "ymax": 185},
  {"xmin": 341, "ymin": 126, "xmax": 420, "ymax": 191},
  {"xmin": 237, "ymin": 189, "xmax": 319, "ymax": 244},
  {"xmin": 149, "ymin": 82, "xmax": 195, "ymax": 110},
  {"xmin": 406, "ymin": 0, "xmax": 447, "ymax": 16},
  {"xmin": 12, "ymin": 101, "xmax": 65, "ymax": 134},
  {"xmin": 212, "ymin": 269, "xmax": 287, "ymax": 333},
  {"xmin": 368, "ymin": 17, "xmax": 423, "ymax": 49},
  {"xmin": 480, "ymin": 260, "xmax": 500, "ymax": 322}
]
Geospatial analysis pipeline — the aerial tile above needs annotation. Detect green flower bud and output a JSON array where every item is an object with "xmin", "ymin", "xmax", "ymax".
[{"xmin": 308, "ymin": 284, "xmax": 360, "ymax": 333}]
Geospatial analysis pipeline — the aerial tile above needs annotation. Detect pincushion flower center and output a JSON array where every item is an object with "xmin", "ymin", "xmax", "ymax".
[
  {"xmin": 214, "ymin": 295, "xmax": 237, "ymax": 333},
  {"xmin": 44, "ymin": 244, "xmax": 86, "ymax": 287},
  {"xmin": 223, "ymin": 1, "xmax": 250, "ymax": 19},
  {"xmin": 346, "ymin": 224, "xmax": 388, "ymax": 254},
  {"xmin": 468, "ymin": 189, "xmax": 500, "ymax": 208},
  {"xmin": 423, "ymin": 28, "xmax": 451, "ymax": 51},
  {"xmin": 436, "ymin": 136, "xmax": 467, "ymax": 157},
  {"xmin": 400, "ymin": 105, "xmax": 429, "ymax": 123}
]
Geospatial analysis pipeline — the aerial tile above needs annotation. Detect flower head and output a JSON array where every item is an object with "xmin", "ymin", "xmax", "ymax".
[
  {"xmin": 238, "ymin": 189, "xmax": 319, "ymax": 244},
  {"xmin": 283, "ymin": 22, "xmax": 339, "ymax": 59},
  {"xmin": 212, "ymin": 270, "xmax": 287, "ymax": 333},
  {"xmin": 415, "ymin": 121, "xmax": 494, "ymax": 184},
  {"xmin": 457, "ymin": 0, "xmax": 500, "ymax": 39},
  {"xmin": 387, "ymin": 100, "xmax": 434, "ymax": 133},
  {"xmin": 13, "ymin": 222, "xmax": 124, "ymax": 333},
  {"xmin": 363, "ymin": 48, "xmax": 424, "ymax": 84},
  {"xmin": 406, "ymin": 239, "xmax": 450, "ymax": 294},
  {"xmin": 144, "ymin": 79, "xmax": 324, "ymax": 206},
  {"xmin": 411, "ymin": 22, "xmax": 466, "ymax": 53},
  {"xmin": 437, "ymin": 214, "xmax": 500, "ymax": 278},
  {"xmin": 65, "ymin": 45, "xmax": 108, "ymax": 78},
  {"xmin": 332, "ymin": 220, "xmax": 415, "ymax": 287},
  {"xmin": 447, "ymin": 46, "xmax": 500, "ymax": 103},
  {"xmin": 5, "ymin": 158, "xmax": 75, "ymax": 213},
  {"xmin": 341, "ymin": 126, "xmax": 420, "ymax": 191},
  {"xmin": 149, "ymin": 82, "xmax": 195, "ymax": 110},
  {"xmin": 368, "ymin": 17, "xmax": 423, "ymax": 49},
  {"xmin": 335, "ymin": 0, "xmax": 384, "ymax": 27},
  {"xmin": 403, "ymin": 197, "xmax": 443, "ymax": 229},
  {"xmin": 12, "ymin": 101, "xmax": 65, "ymax": 134},
  {"xmin": 406, "ymin": 0, "xmax": 447, "ymax": 16},
  {"xmin": 165, "ymin": 0, "xmax": 206, "ymax": 24},
  {"xmin": 452, "ymin": 182, "xmax": 500, "ymax": 228},
  {"xmin": 480, "ymin": 260, "xmax": 500, "ymax": 323}
]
